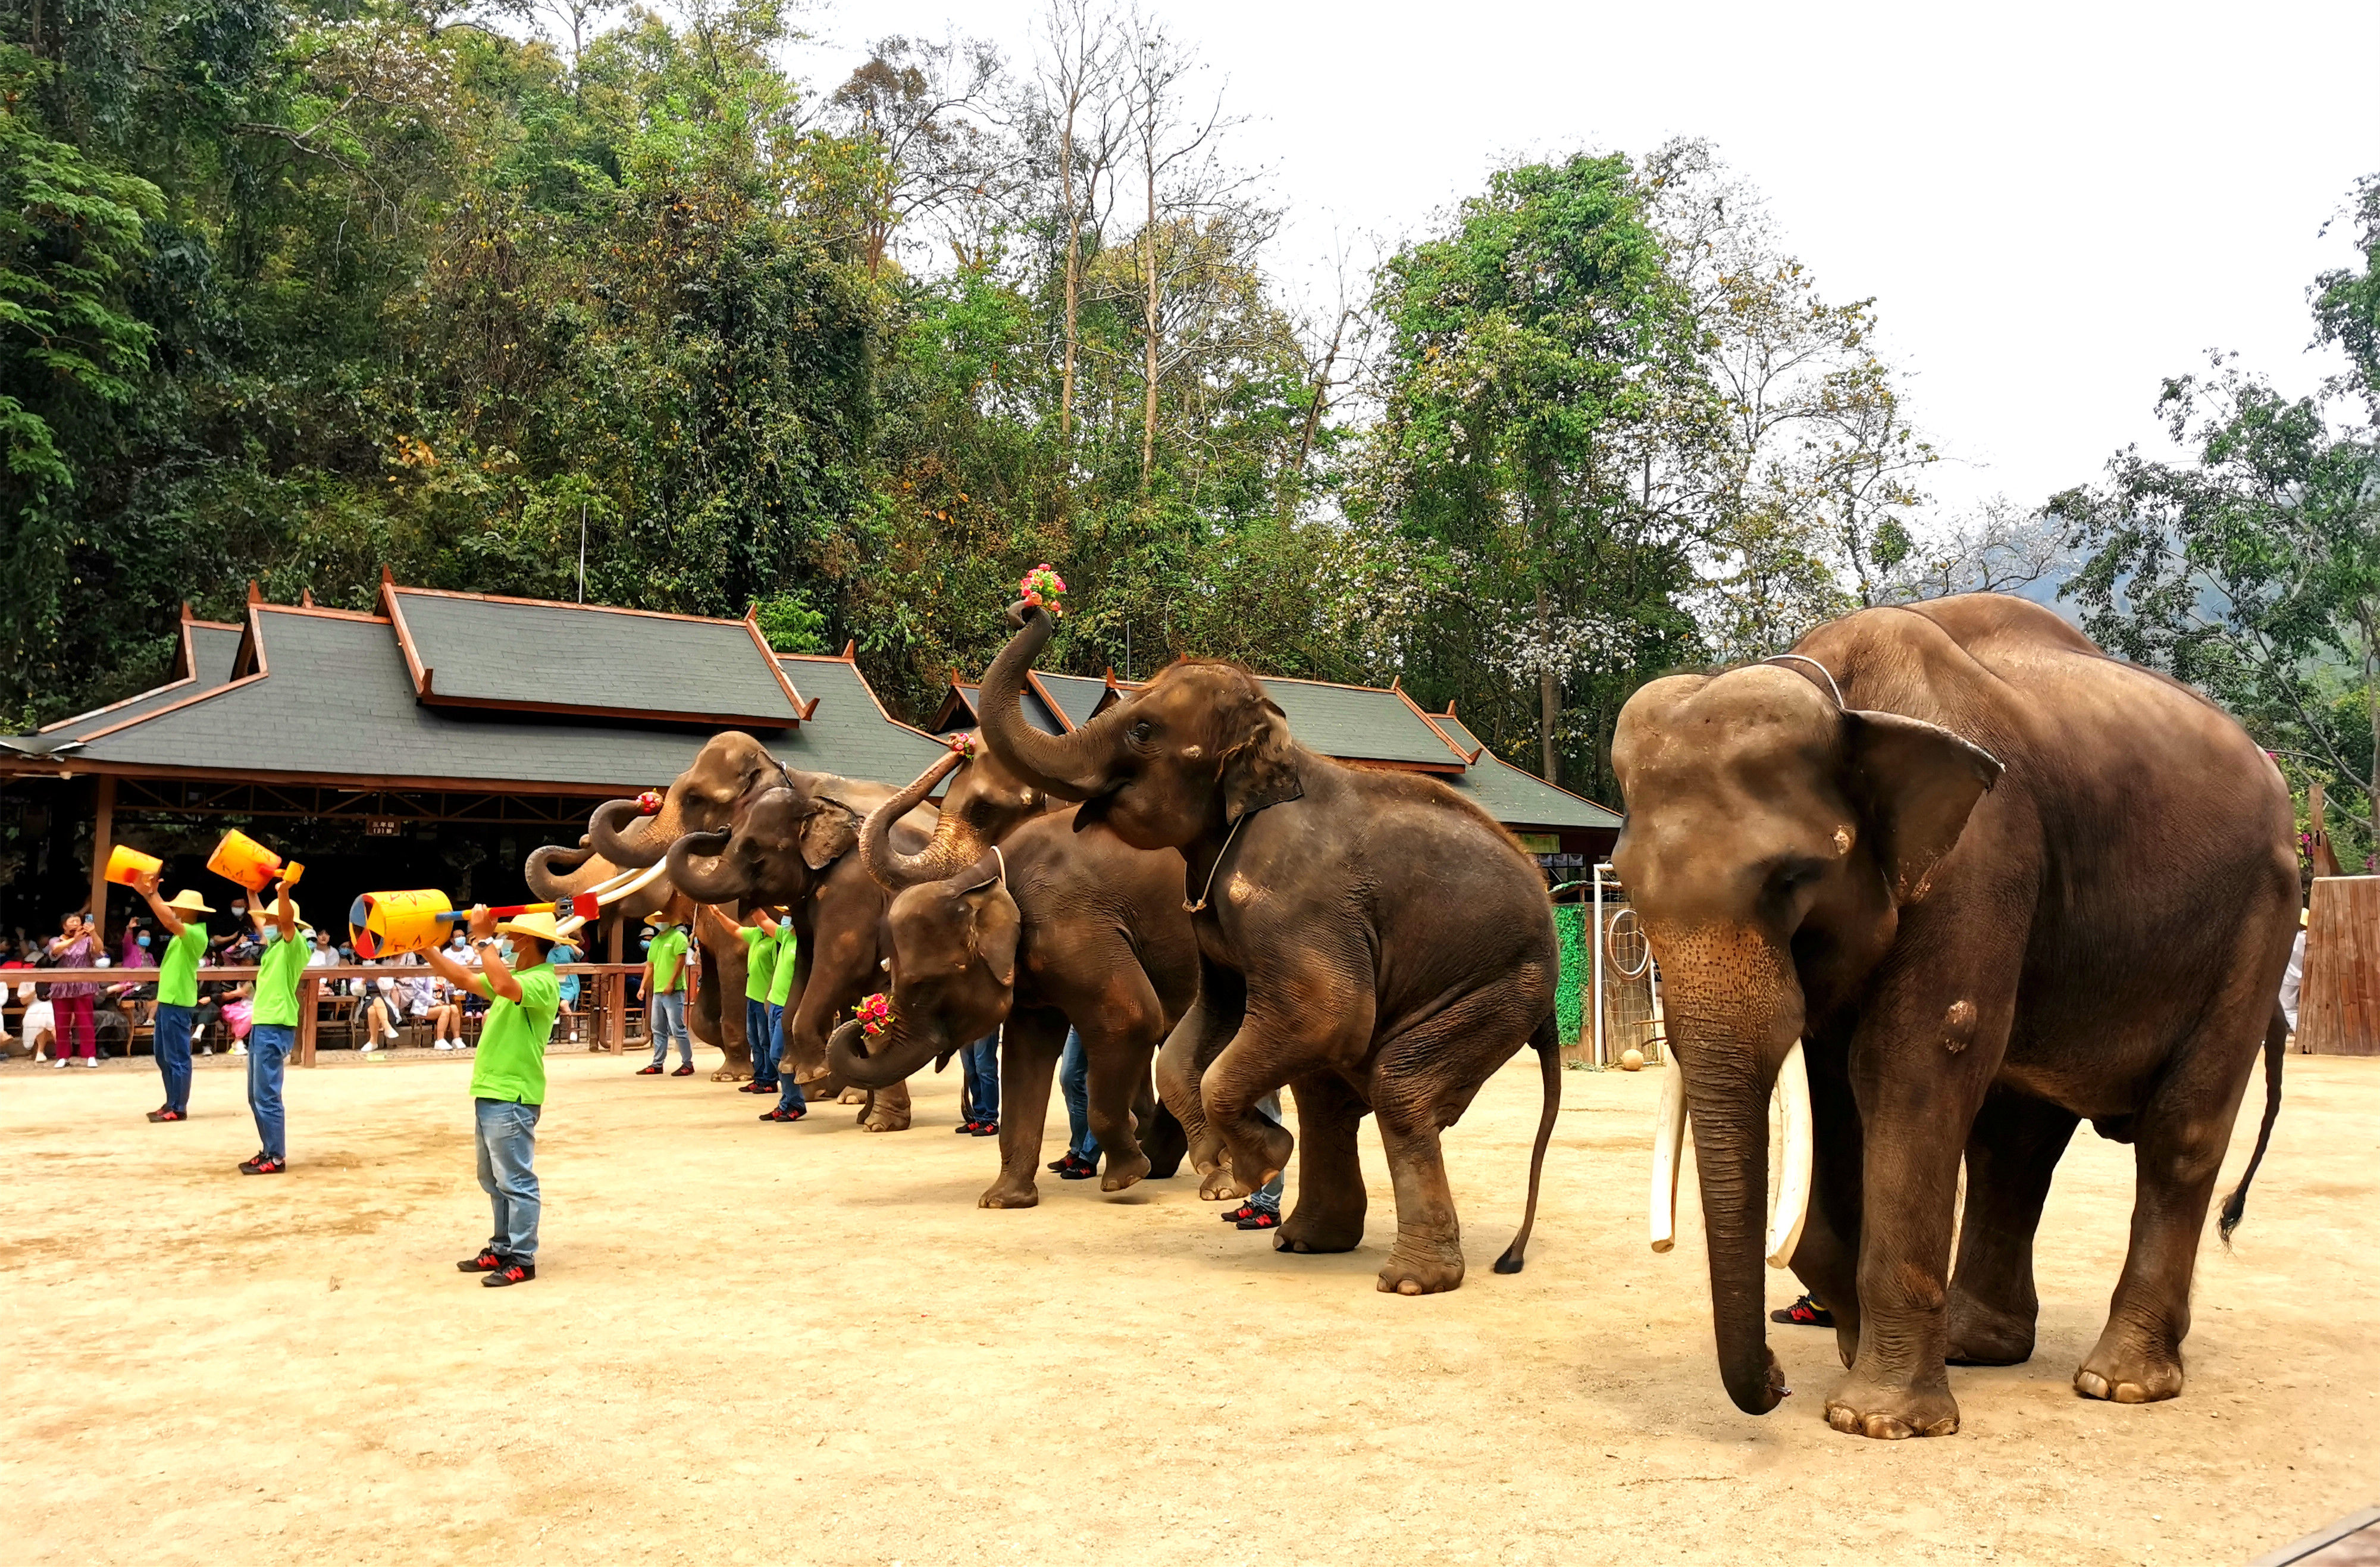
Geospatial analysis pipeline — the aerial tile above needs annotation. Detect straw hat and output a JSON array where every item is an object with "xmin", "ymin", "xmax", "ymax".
[
  {"xmin": 496, "ymin": 910, "xmax": 564, "ymax": 946},
  {"xmin": 164, "ymin": 889, "xmax": 214, "ymax": 914},
  {"xmin": 251, "ymin": 899, "xmax": 310, "ymax": 934}
]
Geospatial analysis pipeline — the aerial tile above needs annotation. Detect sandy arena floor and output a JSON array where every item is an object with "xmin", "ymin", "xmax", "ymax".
[{"xmin": 1, "ymin": 1041, "xmax": 2373, "ymax": 1565}]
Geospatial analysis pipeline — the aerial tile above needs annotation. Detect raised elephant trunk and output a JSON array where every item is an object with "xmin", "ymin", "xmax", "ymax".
[
  {"xmin": 978, "ymin": 603, "xmax": 1113, "ymax": 800},
  {"xmin": 824, "ymin": 1012, "xmax": 945, "ymax": 1090},
  {"xmin": 859, "ymin": 749, "xmax": 976, "ymax": 891},
  {"xmin": 590, "ymin": 796, "xmax": 678, "ymax": 868},
  {"xmin": 524, "ymin": 841, "xmax": 597, "ymax": 899},
  {"xmin": 665, "ymin": 828, "xmax": 751, "ymax": 906}
]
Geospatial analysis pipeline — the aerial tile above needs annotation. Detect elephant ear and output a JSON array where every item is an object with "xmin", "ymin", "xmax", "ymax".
[
  {"xmin": 800, "ymin": 796, "xmax": 863, "ymax": 871},
  {"xmin": 1840, "ymin": 709, "xmax": 2004, "ymax": 904},
  {"xmin": 1218, "ymin": 693, "xmax": 1303, "ymax": 826},
  {"xmin": 956, "ymin": 868, "xmax": 1020, "ymax": 988}
]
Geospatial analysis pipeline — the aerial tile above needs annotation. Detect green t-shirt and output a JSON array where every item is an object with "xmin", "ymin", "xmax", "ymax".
[
  {"xmin": 156, "ymin": 922, "xmax": 206, "ymax": 1008},
  {"xmin": 646, "ymin": 927, "xmax": 688, "ymax": 992},
  {"xmin": 738, "ymin": 924, "xmax": 778, "ymax": 1002},
  {"xmin": 471, "ymin": 962, "xmax": 559, "ymax": 1105},
  {"xmin": 250, "ymin": 933, "xmax": 308, "ymax": 1028},
  {"xmin": 765, "ymin": 927, "xmax": 798, "ymax": 1007}
]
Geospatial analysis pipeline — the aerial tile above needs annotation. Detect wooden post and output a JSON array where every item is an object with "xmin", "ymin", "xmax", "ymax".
[
  {"xmin": 2301, "ymin": 875, "xmax": 2380, "ymax": 1055},
  {"xmin": 605, "ymin": 969, "xmax": 626, "ymax": 1052},
  {"xmin": 87, "ymin": 774, "xmax": 115, "ymax": 925},
  {"xmin": 2308, "ymin": 782, "xmax": 2346, "ymax": 878},
  {"xmin": 297, "ymin": 974, "xmax": 319, "ymax": 1066}
]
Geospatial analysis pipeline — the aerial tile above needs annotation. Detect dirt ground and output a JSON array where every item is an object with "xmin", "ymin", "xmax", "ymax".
[{"xmin": 1, "ymin": 1041, "xmax": 2373, "ymax": 1566}]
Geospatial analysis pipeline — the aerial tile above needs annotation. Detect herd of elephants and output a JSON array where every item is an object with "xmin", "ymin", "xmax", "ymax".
[{"xmin": 525, "ymin": 593, "xmax": 2300, "ymax": 1441}]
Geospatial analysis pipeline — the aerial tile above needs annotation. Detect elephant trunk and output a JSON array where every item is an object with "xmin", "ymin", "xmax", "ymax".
[
  {"xmin": 977, "ymin": 603, "xmax": 1113, "ymax": 800},
  {"xmin": 825, "ymin": 1012, "xmax": 944, "ymax": 1090},
  {"xmin": 590, "ymin": 796, "xmax": 679, "ymax": 868},
  {"xmin": 860, "ymin": 749, "xmax": 977, "ymax": 892},
  {"xmin": 1655, "ymin": 926, "xmax": 1808, "ymax": 1417},
  {"xmin": 665, "ymin": 829, "xmax": 751, "ymax": 905},
  {"xmin": 524, "ymin": 841, "xmax": 599, "ymax": 900}
]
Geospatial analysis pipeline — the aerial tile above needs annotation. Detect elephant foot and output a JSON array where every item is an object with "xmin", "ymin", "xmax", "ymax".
[
  {"xmin": 710, "ymin": 1068, "xmax": 742, "ymax": 1082},
  {"xmin": 1099, "ymin": 1149, "xmax": 1151, "ymax": 1193},
  {"xmin": 2074, "ymin": 1330, "xmax": 2184, "ymax": 1405},
  {"xmin": 1274, "ymin": 1207, "xmax": 1363, "ymax": 1255},
  {"xmin": 838, "ymin": 1087, "xmax": 869, "ymax": 1106},
  {"xmin": 859, "ymin": 1094, "xmax": 912, "ymax": 1133},
  {"xmin": 978, "ymin": 1180, "xmax": 1041, "ymax": 1209},
  {"xmin": 1198, "ymin": 1165, "xmax": 1242, "ymax": 1202},
  {"xmin": 1375, "ymin": 1233, "xmax": 1465, "ymax": 1296},
  {"xmin": 1824, "ymin": 1376, "xmax": 1961, "ymax": 1438},
  {"xmin": 1946, "ymin": 1293, "xmax": 2036, "ymax": 1366}
]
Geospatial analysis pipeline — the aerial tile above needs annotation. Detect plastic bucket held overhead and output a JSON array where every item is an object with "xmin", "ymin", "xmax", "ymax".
[
  {"xmin": 103, "ymin": 845, "xmax": 163, "ymax": 887},
  {"xmin": 350, "ymin": 890, "xmax": 455, "ymax": 960},
  {"xmin": 208, "ymin": 829, "xmax": 300, "ymax": 893}
]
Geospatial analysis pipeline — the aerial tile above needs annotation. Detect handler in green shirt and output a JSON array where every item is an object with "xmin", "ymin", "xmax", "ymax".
[
  {"xmin": 131, "ymin": 871, "xmax": 212, "ymax": 1124},
  {"xmin": 635, "ymin": 917, "xmax": 693, "ymax": 1075},
  {"xmin": 704, "ymin": 905, "xmax": 790, "ymax": 1095},
  {"xmin": 239, "ymin": 876, "xmax": 306, "ymax": 1175},
  {"xmin": 762, "ymin": 919, "xmax": 806, "ymax": 1122},
  {"xmin": 425, "ymin": 906, "xmax": 562, "ymax": 1287}
]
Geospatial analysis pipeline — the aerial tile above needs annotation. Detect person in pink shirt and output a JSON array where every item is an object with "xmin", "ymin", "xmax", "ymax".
[{"xmin": 46, "ymin": 913, "xmax": 100, "ymax": 1068}]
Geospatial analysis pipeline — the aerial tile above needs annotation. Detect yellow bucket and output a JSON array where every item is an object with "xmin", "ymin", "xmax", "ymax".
[
  {"xmin": 349, "ymin": 889, "xmax": 455, "ymax": 959},
  {"xmin": 207, "ymin": 828, "xmax": 300, "ymax": 893},
  {"xmin": 104, "ymin": 844, "xmax": 162, "ymax": 887}
]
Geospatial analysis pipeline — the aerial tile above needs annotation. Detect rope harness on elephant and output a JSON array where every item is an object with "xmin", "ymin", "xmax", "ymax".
[
  {"xmin": 1184, "ymin": 808, "xmax": 1261, "ymax": 914},
  {"xmin": 1761, "ymin": 652, "xmax": 1843, "ymax": 707}
]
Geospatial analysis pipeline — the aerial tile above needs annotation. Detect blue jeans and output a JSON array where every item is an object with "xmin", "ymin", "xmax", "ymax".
[
  {"xmin": 1060, "ymin": 1027, "xmax": 1098, "ymax": 1159},
  {"xmin": 153, "ymin": 1002, "xmax": 193, "ymax": 1115},
  {"xmin": 648, "ymin": 991, "xmax": 689, "ymax": 1067},
  {"xmin": 747, "ymin": 997, "xmax": 778, "ymax": 1084},
  {"xmin": 1251, "ymin": 1091, "xmax": 1285, "ymax": 1213},
  {"xmin": 960, "ymin": 1034, "xmax": 999, "ymax": 1123},
  {"xmin": 248, "ymin": 1023, "xmax": 293, "ymax": 1160},
  {"xmin": 474, "ymin": 1097, "xmax": 542, "ymax": 1263}
]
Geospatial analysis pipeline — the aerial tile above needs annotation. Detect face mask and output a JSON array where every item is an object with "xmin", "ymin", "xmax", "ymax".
[
  {"xmin": 231, "ymin": 905, "xmax": 247, "ymax": 918},
  {"xmin": 496, "ymin": 940, "xmax": 516, "ymax": 962},
  {"xmin": 261, "ymin": 925, "xmax": 279, "ymax": 943},
  {"xmin": 136, "ymin": 933, "xmax": 151, "ymax": 949}
]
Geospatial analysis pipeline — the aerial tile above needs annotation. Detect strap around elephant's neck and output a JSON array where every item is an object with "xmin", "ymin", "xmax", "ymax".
[
  {"xmin": 1761, "ymin": 652, "xmax": 1843, "ymax": 708},
  {"xmin": 1184, "ymin": 808, "xmax": 1258, "ymax": 914}
]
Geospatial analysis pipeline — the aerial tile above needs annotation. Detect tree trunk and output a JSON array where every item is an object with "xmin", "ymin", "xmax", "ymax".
[
  {"xmin": 1536, "ymin": 583, "xmax": 1559, "ymax": 785},
  {"xmin": 1139, "ymin": 177, "xmax": 1160, "ymax": 496},
  {"xmin": 1059, "ymin": 108, "xmax": 1081, "ymax": 443}
]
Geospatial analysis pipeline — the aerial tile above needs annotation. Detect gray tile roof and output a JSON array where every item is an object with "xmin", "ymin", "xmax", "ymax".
[
  {"xmin": 389, "ymin": 588, "xmax": 802, "ymax": 727},
  {"xmin": 1432, "ymin": 712, "xmax": 1622, "ymax": 830},
  {"xmin": 940, "ymin": 683, "xmax": 1065, "ymax": 737},
  {"xmin": 1252, "ymin": 678, "xmax": 1470, "ymax": 768},
  {"xmin": 1035, "ymin": 672, "xmax": 1110, "ymax": 728},
  {"xmin": 23, "ymin": 606, "xmax": 948, "ymax": 795},
  {"xmin": 7, "ymin": 623, "xmax": 247, "ymax": 753}
]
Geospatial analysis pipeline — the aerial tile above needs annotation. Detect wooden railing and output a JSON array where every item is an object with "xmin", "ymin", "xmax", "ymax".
[{"xmin": 5, "ymin": 964, "xmax": 648, "ymax": 1067}]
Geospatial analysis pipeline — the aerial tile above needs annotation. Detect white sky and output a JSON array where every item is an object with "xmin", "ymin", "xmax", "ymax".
[{"xmin": 791, "ymin": 0, "xmax": 2379, "ymax": 521}]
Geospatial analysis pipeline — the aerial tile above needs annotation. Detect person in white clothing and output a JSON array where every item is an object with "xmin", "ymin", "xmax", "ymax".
[{"xmin": 2279, "ymin": 908, "xmax": 2308, "ymax": 1046}]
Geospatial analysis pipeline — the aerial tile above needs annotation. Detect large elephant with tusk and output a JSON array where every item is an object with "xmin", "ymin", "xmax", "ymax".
[
  {"xmin": 825, "ymin": 746, "xmax": 1193, "ymax": 1206},
  {"xmin": 529, "ymin": 732, "xmax": 780, "ymax": 1073},
  {"xmin": 1613, "ymin": 593, "xmax": 2297, "ymax": 1438}
]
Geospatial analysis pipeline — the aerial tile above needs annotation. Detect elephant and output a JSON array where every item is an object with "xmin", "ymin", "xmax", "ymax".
[
  {"xmin": 659, "ymin": 739, "xmax": 1054, "ymax": 1133},
  {"xmin": 529, "ymin": 731, "xmax": 777, "ymax": 1075},
  {"xmin": 825, "ymin": 746, "xmax": 1194, "ymax": 1208},
  {"xmin": 1609, "ymin": 593, "xmax": 2296, "ymax": 1438},
  {"xmin": 975, "ymin": 602, "xmax": 1565, "ymax": 1296}
]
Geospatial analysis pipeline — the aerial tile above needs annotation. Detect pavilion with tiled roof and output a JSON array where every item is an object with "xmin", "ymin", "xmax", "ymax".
[{"xmin": 0, "ymin": 579, "xmax": 947, "ymax": 941}]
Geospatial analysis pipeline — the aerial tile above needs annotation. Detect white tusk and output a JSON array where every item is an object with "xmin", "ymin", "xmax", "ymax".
[
  {"xmin": 581, "ymin": 863, "xmax": 646, "ymax": 900},
  {"xmin": 1649, "ymin": 1059, "xmax": 1687, "ymax": 1253},
  {"xmin": 593, "ymin": 859, "xmax": 671, "ymax": 908},
  {"xmin": 1765, "ymin": 1040, "xmax": 1812, "ymax": 1269}
]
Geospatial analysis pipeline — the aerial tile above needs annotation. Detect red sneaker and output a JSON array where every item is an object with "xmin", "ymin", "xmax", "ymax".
[
  {"xmin": 483, "ymin": 1261, "xmax": 536, "ymax": 1287},
  {"xmin": 456, "ymin": 1249, "xmax": 503, "ymax": 1273},
  {"xmin": 146, "ymin": 1107, "xmax": 186, "ymax": 1123},
  {"xmin": 670, "ymin": 1065, "xmax": 694, "ymax": 1077},
  {"xmin": 635, "ymin": 1064, "xmax": 663, "ymax": 1075},
  {"xmin": 238, "ymin": 1153, "xmax": 286, "ymax": 1175}
]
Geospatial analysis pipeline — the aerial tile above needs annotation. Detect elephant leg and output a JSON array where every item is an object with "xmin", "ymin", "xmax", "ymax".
[
  {"xmin": 1946, "ymin": 1090, "xmax": 2078, "ymax": 1366},
  {"xmin": 1361, "ymin": 987, "xmax": 1523, "ymax": 1297},
  {"xmin": 1138, "ymin": 1088, "xmax": 1187, "ymax": 1180},
  {"xmin": 1155, "ymin": 961, "xmax": 1244, "ymax": 1198},
  {"xmin": 860, "ymin": 1079, "xmax": 912, "ymax": 1133},
  {"xmin": 1276, "ymin": 1070, "xmax": 1368, "ymax": 1256},
  {"xmin": 2077, "ymin": 996, "xmax": 2266, "ymax": 1406},
  {"xmin": 1074, "ymin": 958, "xmax": 1167, "ymax": 1193},
  {"xmin": 1825, "ymin": 990, "xmax": 2007, "ymax": 1440},
  {"xmin": 982, "ymin": 1011, "xmax": 1065, "ymax": 1209}
]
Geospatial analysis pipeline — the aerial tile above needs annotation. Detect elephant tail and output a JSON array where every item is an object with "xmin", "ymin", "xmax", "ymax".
[
  {"xmin": 2217, "ymin": 1005, "xmax": 2289, "ymax": 1245},
  {"xmin": 1493, "ymin": 1012, "xmax": 1564, "ymax": 1275}
]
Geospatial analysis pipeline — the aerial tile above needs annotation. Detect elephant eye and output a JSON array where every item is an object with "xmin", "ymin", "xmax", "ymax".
[{"xmin": 1130, "ymin": 720, "xmax": 1153, "ymax": 743}]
